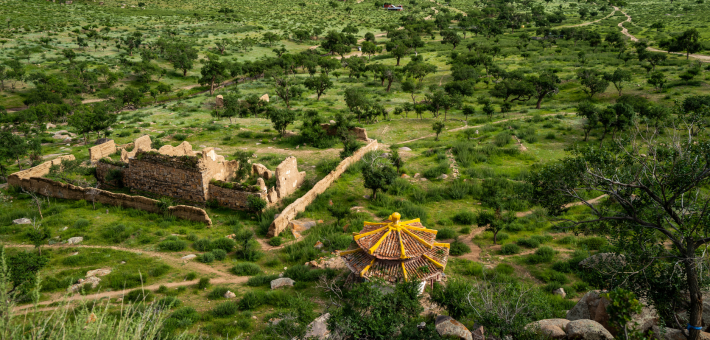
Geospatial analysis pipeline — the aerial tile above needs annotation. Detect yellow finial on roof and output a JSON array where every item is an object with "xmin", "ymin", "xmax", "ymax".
[{"xmin": 390, "ymin": 212, "xmax": 401, "ymax": 224}]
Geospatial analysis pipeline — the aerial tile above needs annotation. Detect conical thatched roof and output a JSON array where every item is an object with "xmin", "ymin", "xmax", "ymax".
[{"xmin": 340, "ymin": 212, "xmax": 450, "ymax": 283}]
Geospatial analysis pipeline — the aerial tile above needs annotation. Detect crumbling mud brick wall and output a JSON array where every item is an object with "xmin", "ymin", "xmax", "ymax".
[
  {"xmin": 8, "ymin": 158, "xmax": 211, "ymax": 225},
  {"xmin": 121, "ymin": 135, "xmax": 152, "ymax": 162},
  {"xmin": 209, "ymin": 181, "xmax": 268, "ymax": 210},
  {"xmin": 8, "ymin": 155, "xmax": 76, "ymax": 187},
  {"xmin": 88, "ymin": 140, "xmax": 116, "ymax": 163},
  {"xmin": 275, "ymin": 156, "xmax": 306, "ymax": 199},
  {"xmin": 268, "ymin": 140, "xmax": 379, "ymax": 237}
]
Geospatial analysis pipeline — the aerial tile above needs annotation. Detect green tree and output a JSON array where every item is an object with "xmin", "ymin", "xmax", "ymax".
[
  {"xmin": 26, "ymin": 224, "xmax": 50, "ymax": 256},
  {"xmin": 6, "ymin": 249, "xmax": 48, "ymax": 300},
  {"xmin": 577, "ymin": 101, "xmax": 599, "ymax": 141},
  {"xmin": 432, "ymin": 120, "xmax": 445, "ymax": 141},
  {"xmin": 529, "ymin": 121, "xmax": 710, "ymax": 340},
  {"xmin": 530, "ymin": 71, "xmax": 560, "ymax": 109},
  {"xmin": 303, "ymin": 72, "xmax": 333, "ymax": 100},
  {"xmin": 389, "ymin": 149, "xmax": 404, "ymax": 172},
  {"xmin": 269, "ymin": 108, "xmax": 296, "ymax": 136},
  {"xmin": 198, "ymin": 54, "xmax": 228, "ymax": 95},
  {"xmin": 361, "ymin": 151, "xmax": 397, "ymax": 199},
  {"xmin": 648, "ymin": 71, "xmax": 666, "ymax": 92},
  {"xmin": 577, "ymin": 68, "xmax": 610, "ymax": 98},
  {"xmin": 166, "ymin": 41, "xmax": 198, "ymax": 77},
  {"xmin": 604, "ymin": 68, "xmax": 632, "ymax": 96}
]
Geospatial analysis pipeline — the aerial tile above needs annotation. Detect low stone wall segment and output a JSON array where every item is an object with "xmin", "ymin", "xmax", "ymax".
[
  {"xmin": 208, "ymin": 183, "xmax": 268, "ymax": 210},
  {"xmin": 7, "ymin": 155, "xmax": 76, "ymax": 186},
  {"xmin": 267, "ymin": 140, "xmax": 379, "ymax": 237}
]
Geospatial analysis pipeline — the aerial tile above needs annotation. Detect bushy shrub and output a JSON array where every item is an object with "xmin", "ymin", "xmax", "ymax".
[
  {"xmin": 185, "ymin": 272, "xmax": 197, "ymax": 281},
  {"xmin": 193, "ymin": 238, "xmax": 212, "ymax": 251},
  {"xmin": 283, "ymin": 265, "xmax": 336, "ymax": 282},
  {"xmin": 211, "ymin": 237, "xmax": 236, "ymax": 252},
  {"xmin": 449, "ymin": 240, "xmax": 471, "ymax": 256},
  {"xmin": 199, "ymin": 252, "xmax": 215, "ymax": 263},
  {"xmin": 516, "ymin": 237, "xmax": 540, "ymax": 248},
  {"xmin": 578, "ymin": 236, "xmax": 607, "ymax": 250},
  {"xmin": 436, "ymin": 228, "xmax": 456, "ymax": 240},
  {"xmin": 73, "ymin": 219, "xmax": 90, "ymax": 229},
  {"xmin": 238, "ymin": 291, "xmax": 265, "ymax": 310},
  {"xmin": 101, "ymin": 224, "xmax": 132, "ymax": 244},
  {"xmin": 533, "ymin": 269, "xmax": 569, "ymax": 285},
  {"xmin": 268, "ymin": 237, "xmax": 282, "ymax": 247},
  {"xmin": 148, "ymin": 264, "xmax": 170, "ymax": 277},
  {"xmin": 530, "ymin": 234, "xmax": 553, "ymax": 244},
  {"xmin": 493, "ymin": 132, "xmax": 511, "ymax": 147},
  {"xmin": 159, "ymin": 237, "xmax": 187, "ymax": 251},
  {"xmin": 497, "ymin": 232, "xmax": 510, "ymax": 241},
  {"xmin": 231, "ymin": 263, "xmax": 261, "ymax": 276},
  {"xmin": 156, "ymin": 296, "xmax": 182, "ymax": 308},
  {"xmin": 500, "ymin": 243, "xmax": 521, "ymax": 255},
  {"xmin": 455, "ymin": 260, "xmax": 483, "ymax": 276},
  {"xmin": 527, "ymin": 246, "xmax": 556, "ymax": 264},
  {"xmin": 164, "ymin": 307, "xmax": 200, "ymax": 332},
  {"xmin": 495, "ymin": 263, "xmax": 515, "ymax": 275},
  {"xmin": 212, "ymin": 301, "xmax": 239, "ymax": 317},
  {"xmin": 208, "ymin": 287, "xmax": 229, "ymax": 299},
  {"xmin": 212, "ymin": 249, "xmax": 227, "ymax": 261},
  {"xmin": 452, "ymin": 211, "xmax": 476, "ymax": 225},
  {"xmin": 197, "ymin": 278, "xmax": 210, "ymax": 290},
  {"xmin": 124, "ymin": 289, "xmax": 154, "ymax": 303}
]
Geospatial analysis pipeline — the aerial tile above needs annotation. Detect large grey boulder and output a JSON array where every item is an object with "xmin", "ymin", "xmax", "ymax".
[
  {"xmin": 67, "ymin": 237, "xmax": 83, "ymax": 244},
  {"xmin": 270, "ymin": 278, "xmax": 295, "ymax": 290},
  {"xmin": 13, "ymin": 218, "xmax": 32, "ymax": 225},
  {"xmin": 650, "ymin": 326, "xmax": 710, "ymax": 340},
  {"xmin": 567, "ymin": 290, "xmax": 658, "ymax": 335},
  {"xmin": 303, "ymin": 313, "xmax": 330, "ymax": 339},
  {"xmin": 525, "ymin": 319, "xmax": 570, "ymax": 339},
  {"xmin": 566, "ymin": 319, "xmax": 614, "ymax": 340},
  {"xmin": 435, "ymin": 315, "xmax": 472, "ymax": 340}
]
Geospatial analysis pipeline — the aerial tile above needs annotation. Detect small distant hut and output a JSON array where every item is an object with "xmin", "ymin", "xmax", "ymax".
[
  {"xmin": 340, "ymin": 212, "xmax": 449, "ymax": 284},
  {"xmin": 383, "ymin": 3, "xmax": 404, "ymax": 10}
]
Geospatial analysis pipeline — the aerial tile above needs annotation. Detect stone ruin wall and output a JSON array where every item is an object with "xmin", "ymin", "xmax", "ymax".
[
  {"xmin": 8, "ymin": 157, "xmax": 212, "ymax": 225},
  {"xmin": 124, "ymin": 158, "xmax": 209, "ymax": 203},
  {"xmin": 208, "ymin": 182, "xmax": 268, "ymax": 210},
  {"xmin": 268, "ymin": 140, "xmax": 379, "ymax": 237},
  {"xmin": 88, "ymin": 140, "xmax": 117, "ymax": 163},
  {"xmin": 274, "ymin": 156, "xmax": 306, "ymax": 199},
  {"xmin": 95, "ymin": 161, "xmax": 127, "ymax": 187}
]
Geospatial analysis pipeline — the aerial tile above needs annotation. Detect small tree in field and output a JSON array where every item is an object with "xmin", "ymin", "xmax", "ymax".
[{"xmin": 432, "ymin": 121, "xmax": 445, "ymax": 141}]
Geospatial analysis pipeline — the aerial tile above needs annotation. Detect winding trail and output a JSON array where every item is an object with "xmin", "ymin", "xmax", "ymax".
[
  {"xmin": 616, "ymin": 7, "xmax": 710, "ymax": 62},
  {"xmin": 559, "ymin": 8, "xmax": 617, "ymax": 28}
]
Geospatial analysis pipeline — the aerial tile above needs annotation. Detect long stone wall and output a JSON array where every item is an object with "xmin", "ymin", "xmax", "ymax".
[
  {"xmin": 267, "ymin": 140, "xmax": 379, "ymax": 237},
  {"xmin": 95, "ymin": 161, "xmax": 127, "ymax": 187},
  {"xmin": 9, "ymin": 167, "xmax": 212, "ymax": 225}
]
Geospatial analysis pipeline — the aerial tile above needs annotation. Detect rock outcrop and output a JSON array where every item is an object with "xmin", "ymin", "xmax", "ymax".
[
  {"xmin": 270, "ymin": 278, "xmax": 295, "ymax": 290},
  {"xmin": 526, "ymin": 319, "xmax": 570, "ymax": 339},
  {"xmin": 435, "ymin": 315, "xmax": 472, "ymax": 340},
  {"xmin": 566, "ymin": 319, "xmax": 614, "ymax": 340}
]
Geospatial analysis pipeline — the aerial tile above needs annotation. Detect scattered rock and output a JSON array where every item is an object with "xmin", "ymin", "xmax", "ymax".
[
  {"xmin": 566, "ymin": 291, "xmax": 607, "ymax": 323},
  {"xmin": 270, "ymin": 278, "xmax": 295, "ymax": 290},
  {"xmin": 314, "ymin": 241, "xmax": 324, "ymax": 249},
  {"xmin": 650, "ymin": 326, "xmax": 710, "ymax": 340},
  {"xmin": 329, "ymin": 120, "xmax": 336, "ymax": 124},
  {"xmin": 566, "ymin": 319, "xmax": 614, "ymax": 340},
  {"xmin": 70, "ymin": 252, "xmax": 79, "ymax": 256},
  {"xmin": 439, "ymin": 174, "xmax": 449, "ymax": 180},
  {"xmin": 181, "ymin": 254, "xmax": 197, "ymax": 260},
  {"xmin": 224, "ymin": 290, "xmax": 236, "ymax": 299},
  {"xmin": 526, "ymin": 319, "xmax": 569, "ymax": 339},
  {"xmin": 94, "ymin": 138, "xmax": 112, "ymax": 145},
  {"xmin": 86, "ymin": 268, "xmax": 112, "ymax": 277},
  {"xmin": 46, "ymin": 123, "xmax": 56, "ymax": 129},
  {"xmin": 87, "ymin": 312, "xmax": 97, "ymax": 323},
  {"xmin": 67, "ymin": 236, "xmax": 83, "ymax": 245},
  {"xmin": 13, "ymin": 218, "xmax": 32, "ymax": 225},
  {"xmin": 399, "ymin": 147, "xmax": 412, "ymax": 151},
  {"xmin": 553, "ymin": 288, "xmax": 566, "ymax": 298},
  {"xmin": 471, "ymin": 325, "xmax": 485, "ymax": 340},
  {"xmin": 260, "ymin": 93, "xmax": 270, "ymax": 102},
  {"xmin": 290, "ymin": 220, "xmax": 317, "ymax": 232},
  {"xmin": 307, "ymin": 256, "xmax": 345, "ymax": 269},
  {"xmin": 435, "ymin": 315, "xmax": 473, "ymax": 340},
  {"xmin": 418, "ymin": 322, "xmax": 427, "ymax": 330},
  {"xmin": 304, "ymin": 313, "xmax": 331, "ymax": 339},
  {"xmin": 414, "ymin": 173, "xmax": 421, "ymax": 178},
  {"xmin": 363, "ymin": 195, "xmax": 371, "ymax": 199},
  {"xmin": 216, "ymin": 95, "xmax": 224, "ymax": 107},
  {"xmin": 420, "ymin": 178, "xmax": 428, "ymax": 181},
  {"xmin": 401, "ymin": 174, "xmax": 410, "ymax": 178}
]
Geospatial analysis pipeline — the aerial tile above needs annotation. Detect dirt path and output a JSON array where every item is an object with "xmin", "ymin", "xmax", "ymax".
[
  {"xmin": 616, "ymin": 7, "xmax": 710, "ymax": 62},
  {"xmin": 559, "ymin": 8, "xmax": 617, "ymax": 28},
  {"xmin": 256, "ymin": 236, "xmax": 303, "ymax": 251},
  {"xmin": 13, "ymin": 276, "xmax": 247, "ymax": 313},
  {"xmin": 4, "ymin": 244, "xmax": 229, "ymax": 278}
]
